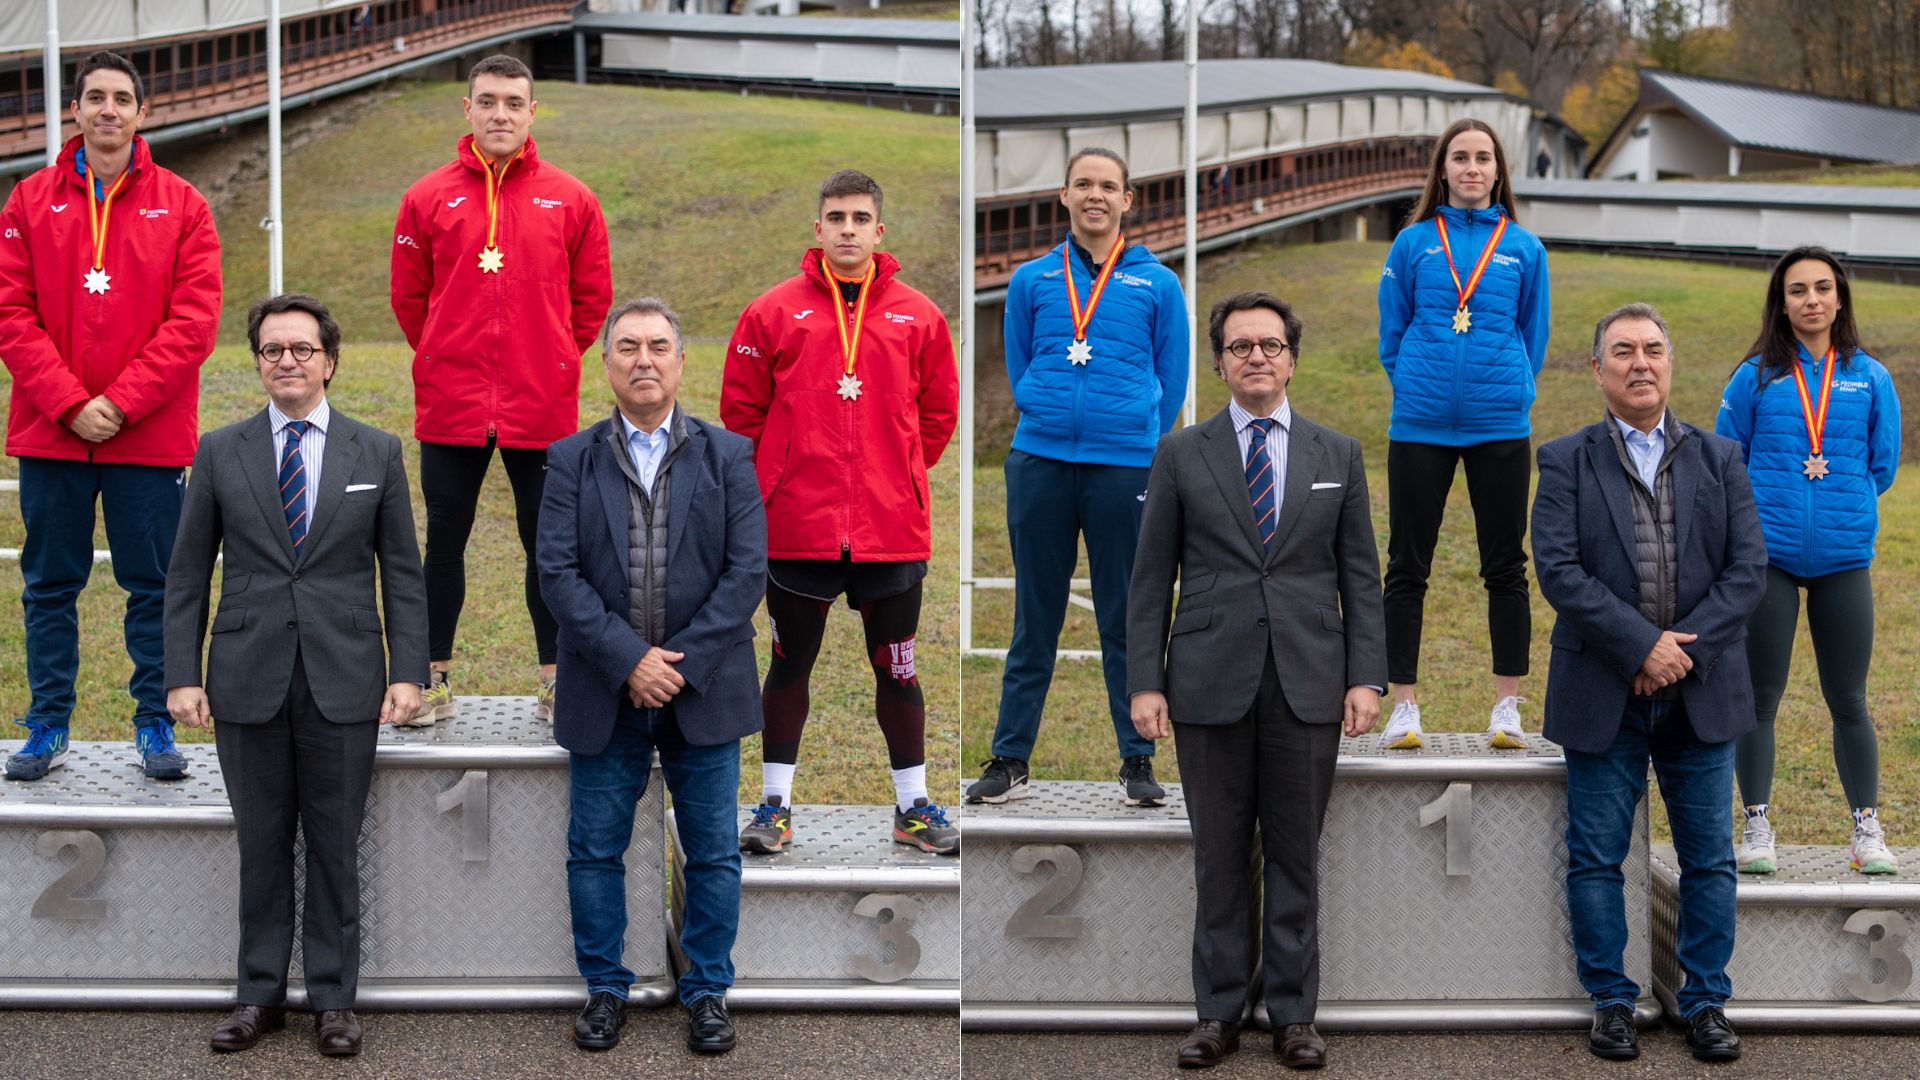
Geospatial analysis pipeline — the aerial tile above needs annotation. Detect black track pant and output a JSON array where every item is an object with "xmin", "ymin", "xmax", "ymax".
[
  {"xmin": 760, "ymin": 579, "xmax": 925, "ymax": 770},
  {"xmin": 419, "ymin": 440, "xmax": 558, "ymax": 666}
]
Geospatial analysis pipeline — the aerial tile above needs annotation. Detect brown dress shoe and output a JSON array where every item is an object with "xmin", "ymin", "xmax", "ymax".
[
  {"xmin": 316, "ymin": 1009, "xmax": 362, "ymax": 1056},
  {"xmin": 210, "ymin": 1004, "xmax": 286, "ymax": 1052},
  {"xmin": 1176, "ymin": 1019, "xmax": 1241, "ymax": 1069},
  {"xmin": 1276, "ymin": 1022, "xmax": 1326, "ymax": 1069}
]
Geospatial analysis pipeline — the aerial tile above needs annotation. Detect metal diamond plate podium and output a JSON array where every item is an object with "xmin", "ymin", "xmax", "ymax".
[
  {"xmin": 1652, "ymin": 844, "xmax": 1920, "ymax": 1028},
  {"xmin": 668, "ymin": 805, "xmax": 959, "ymax": 1010},
  {"xmin": 963, "ymin": 733, "xmax": 1656, "ymax": 1030},
  {"xmin": 0, "ymin": 698, "xmax": 669, "ymax": 1008}
]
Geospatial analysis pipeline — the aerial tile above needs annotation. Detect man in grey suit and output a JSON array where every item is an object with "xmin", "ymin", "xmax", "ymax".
[
  {"xmin": 164, "ymin": 293, "xmax": 427, "ymax": 1057},
  {"xmin": 1533, "ymin": 303, "xmax": 1766, "ymax": 1064},
  {"xmin": 538, "ymin": 297, "xmax": 766, "ymax": 1054},
  {"xmin": 1128, "ymin": 291, "xmax": 1385, "ymax": 1071}
]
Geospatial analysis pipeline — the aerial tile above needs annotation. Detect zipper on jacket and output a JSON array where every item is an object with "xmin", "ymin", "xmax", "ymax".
[{"xmin": 840, "ymin": 283, "xmax": 858, "ymax": 551}]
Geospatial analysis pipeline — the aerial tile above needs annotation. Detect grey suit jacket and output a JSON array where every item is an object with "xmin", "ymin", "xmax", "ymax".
[
  {"xmin": 163, "ymin": 407, "xmax": 430, "ymax": 725},
  {"xmin": 1127, "ymin": 405, "xmax": 1387, "ymax": 726},
  {"xmin": 1532, "ymin": 418, "xmax": 1767, "ymax": 753}
]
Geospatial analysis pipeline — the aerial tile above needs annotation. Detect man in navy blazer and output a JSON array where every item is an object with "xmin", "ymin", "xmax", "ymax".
[
  {"xmin": 1533, "ymin": 303, "xmax": 1767, "ymax": 1065},
  {"xmin": 537, "ymin": 297, "xmax": 766, "ymax": 1055}
]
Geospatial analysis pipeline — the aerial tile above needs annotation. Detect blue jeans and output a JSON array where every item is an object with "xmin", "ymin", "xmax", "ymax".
[
  {"xmin": 1564, "ymin": 697, "xmax": 1736, "ymax": 1018},
  {"xmin": 17, "ymin": 457, "xmax": 183, "ymax": 731},
  {"xmin": 993, "ymin": 450, "xmax": 1152, "ymax": 762},
  {"xmin": 567, "ymin": 706, "xmax": 740, "ymax": 1005}
]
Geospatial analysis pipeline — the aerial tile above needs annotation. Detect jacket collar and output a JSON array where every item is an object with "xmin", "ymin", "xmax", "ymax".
[
  {"xmin": 801, "ymin": 248, "xmax": 901, "ymax": 294},
  {"xmin": 456, "ymin": 133, "xmax": 540, "ymax": 178},
  {"xmin": 1434, "ymin": 203, "xmax": 1508, "ymax": 228},
  {"xmin": 58, "ymin": 134, "xmax": 149, "ymax": 194}
]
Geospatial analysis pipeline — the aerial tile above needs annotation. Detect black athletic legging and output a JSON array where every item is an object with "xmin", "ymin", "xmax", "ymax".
[
  {"xmin": 1735, "ymin": 565, "xmax": 1879, "ymax": 809},
  {"xmin": 760, "ymin": 580, "xmax": 925, "ymax": 770},
  {"xmin": 419, "ymin": 440, "xmax": 558, "ymax": 666}
]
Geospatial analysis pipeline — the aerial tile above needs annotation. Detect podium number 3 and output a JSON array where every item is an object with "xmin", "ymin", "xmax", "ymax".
[
  {"xmin": 1843, "ymin": 909, "xmax": 1913, "ymax": 1002},
  {"xmin": 32, "ymin": 829, "xmax": 108, "ymax": 920},
  {"xmin": 853, "ymin": 894, "xmax": 922, "ymax": 983},
  {"xmin": 1418, "ymin": 782, "xmax": 1474, "ymax": 877}
]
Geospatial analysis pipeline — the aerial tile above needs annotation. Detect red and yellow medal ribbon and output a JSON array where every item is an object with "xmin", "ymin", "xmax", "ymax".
[
  {"xmin": 1063, "ymin": 233, "xmax": 1126, "ymax": 342},
  {"xmin": 1433, "ymin": 214, "xmax": 1509, "ymax": 318},
  {"xmin": 477, "ymin": 144, "xmax": 522, "ymax": 252},
  {"xmin": 1789, "ymin": 345, "xmax": 1839, "ymax": 458},
  {"xmin": 84, "ymin": 164, "xmax": 131, "ymax": 272},
  {"xmin": 830, "ymin": 260, "xmax": 876, "ymax": 377}
]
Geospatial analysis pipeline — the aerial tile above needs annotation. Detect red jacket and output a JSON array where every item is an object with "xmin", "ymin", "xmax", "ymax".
[
  {"xmin": 721, "ymin": 250, "xmax": 957, "ymax": 561},
  {"xmin": 390, "ymin": 135, "xmax": 611, "ymax": 448},
  {"xmin": 0, "ymin": 136, "xmax": 220, "ymax": 466}
]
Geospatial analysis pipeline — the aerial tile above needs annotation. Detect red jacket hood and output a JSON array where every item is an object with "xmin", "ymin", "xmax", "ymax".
[
  {"xmin": 800, "ymin": 247, "xmax": 902, "ymax": 294},
  {"xmin": 454, "ymin": 132, "xmax": 543, "ymax": 179},
  {"xmin": 54, "ymin": 134, "xmax": 154, "ymax": 193}
]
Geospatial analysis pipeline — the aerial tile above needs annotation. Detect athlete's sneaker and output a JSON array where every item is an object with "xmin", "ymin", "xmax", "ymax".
[
  {"xmin": 1736, "ymin": 811, "xmax": 1777, "ymax": 874},
  {"xmin": 1119, "ymin": 755, "xmax": 1166, "ymax": 807},
  {"xmin": 534, "ymin": 675, "xmax": 557, "ymax": 723},
  {"xmin": 964, "ymin": 756, "xmax": 1030, "ymax": 804},
  {"xmin": 135, "ymin": 722, "xmax": 189, "ymax": 781},
  {"xmin": 403, "ymin": 671, "xmax": 455, "ymax": 727},
  {"xmin": 740, "ymin": 798, "xmax": 793, "ymax": 855},
  {"xmin": 1488, "ymin": 695, "xmax": 1527, "ymax": 749},
  {"xmin": 1380, "ymin": 699, "xmax": 1424, "ymax": 749},
  {"xmin": 894, "ymin": 798, "xmax": 960, "ymax": 855},
  {"xmin": 4, "ymin": 721, "xmax": 70, "ymax": 781},
  {"xmin": 1852, "ymin": 815, "xmax": 1899, "ymax": 875}
]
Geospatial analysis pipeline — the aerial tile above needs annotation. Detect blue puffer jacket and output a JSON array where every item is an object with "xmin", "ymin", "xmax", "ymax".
[
  {"xmin": 1715, "ymin": 345, "xmax": 1901, "ymax": 578},
  {"xmin": 1377, "ymin": 205, "xmax": 1550, "ymax": 445},
  {"xmin": 1004, "ymin": 240, "xmax": 1190, "ymax": 468}
]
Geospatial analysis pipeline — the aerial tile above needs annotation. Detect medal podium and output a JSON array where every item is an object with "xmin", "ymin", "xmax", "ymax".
[
  {"xmin": 667, "ymin": 805, "xmax": 960, "ymax": 1009},
  {"xmin": 962, "ymin": 734, "xmax": 1658, "ymax": 1030},
  {"xmin": 1652, "ymin": 844, "xmax": 1920, "ymax": 1027},
  {"xmin": 0, "ymin": 699, "xmax": 670, "ymax": 1008}
]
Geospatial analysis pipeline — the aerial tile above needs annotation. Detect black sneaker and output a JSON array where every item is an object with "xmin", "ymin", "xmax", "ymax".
[
  {"xmin": 964, "ymin": 756, "xmax": 1030, "ymax": 804},
  {"xmin": 1685, "ymin": 1005, "xmax": 1740, "ymax": 1062},
  {"xmin": 1119, "ymin": 755, "xmax": 1166, "ymax": 807},
  {"xmin": 1588, "ymin": 1002, "xmax": 1639, "ymax": 1060}
]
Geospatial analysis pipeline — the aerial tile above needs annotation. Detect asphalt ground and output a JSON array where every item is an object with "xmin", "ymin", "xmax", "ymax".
[
  {"xmin": 960, "ymin": 1028, "xmax": 1920, "ymax": 1079},
  {"xmin": 0, "ymin": 1008, "xmax": 959, "ymax": 1079}
]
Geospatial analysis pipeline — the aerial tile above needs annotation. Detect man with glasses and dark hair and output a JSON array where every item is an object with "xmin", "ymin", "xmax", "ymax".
[
  {"xmin": 391, "ymin": 53, "xmax": 611, "ymax": 725},
  {"xmin": 1, "ymin": 49, "xmax": 221, "ymax": 781},
  {"xmin": 164, "ymin": 293, "xmax": 428, "ymax": 1058},
  {"xmin": 1128, "ymin": 291, "xmax": 1384, "ymax": 1071}
]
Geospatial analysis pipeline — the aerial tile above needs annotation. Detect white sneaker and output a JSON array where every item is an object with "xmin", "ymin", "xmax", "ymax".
[
  {"xmin": 1380, "ymin": 699, "xmax": 1423, "ymax": 750},
  {"xmin": 1488, "ymin": 695, "xmax": 1527, "ymax": 749},
  {"xmin": 1852, "ymin": 815, "xmax": 1898, "ymax": 875},
  {"xmin": 1736, "ymin": 812, "xmax": 1777, "ymax": 874}
]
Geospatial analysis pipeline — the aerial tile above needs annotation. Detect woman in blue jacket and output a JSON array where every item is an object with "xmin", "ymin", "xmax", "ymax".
[
  {"xmin": 1375, "ymin": 118, "xmax": 1550, "ymax": 751},
  {"xmin": 1716, "ymin": 246, "xmax": 1901, "ymax": 876}
]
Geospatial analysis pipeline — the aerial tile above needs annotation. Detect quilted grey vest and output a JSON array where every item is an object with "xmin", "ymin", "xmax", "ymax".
[
  {"xmin": 605, "ymin": 408, "xmax": 688, "ymax": 648},
  {"xmin": 1607, "ymin": 414, "xmax": 1684, "ymax": 699}
]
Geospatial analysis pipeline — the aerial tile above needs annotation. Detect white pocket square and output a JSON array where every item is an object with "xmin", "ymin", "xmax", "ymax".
[
  {"xmin": 345, "ymin": 483, "xmax": 378, "ymax": 493},
  {"xmin": 1311, "ymin": 482, "xmax": 1342, "ymax": 490}
]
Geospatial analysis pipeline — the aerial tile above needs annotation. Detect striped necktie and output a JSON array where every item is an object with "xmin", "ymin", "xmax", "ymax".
[
  {"xmin": 280, "ymin": 419, "xmax": 310, "ymax": 552},
  {"xmin": 1245, "ymin": 417, "xmax": 1277, "ymax": 550}
]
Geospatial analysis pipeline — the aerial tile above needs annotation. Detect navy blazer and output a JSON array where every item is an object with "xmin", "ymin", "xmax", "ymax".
[
  {"xmin": 537, "ymin": 409, "xmax": 767, "ymax": 754},
  {"xmin": 1531, "ymin": 416, "xmax": 1768, "ymax": 753}
]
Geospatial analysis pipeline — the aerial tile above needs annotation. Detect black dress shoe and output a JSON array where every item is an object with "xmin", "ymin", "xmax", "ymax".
[
  {"xmin": 1685, "ymin": 1005, "xmax": 1741, "ymax": 1062},
  {"xmin": 1588, "ymin": 1003, "xmax": 1639, "ymax": 1060},
  {"xmin": 573, "ymin": 991, "xmax": 626, "ymax": 1051},
  {"xmin": 686, "ymin": 995, "xmax": 736, "ymax": 1054},
  {"xmin": 210, "ymin": 1004, "xmax": 285, "ymax": 1052},
  {"xmin": 1176, "ymin": 1019, "xmax": 1239, "ymax": 1068},
  {"xmin": 316, "ymin": 1009, "xmax": 361, "ymax": 1057},
  {"xmin": 1276, "ymin": 1023, "xmax": 1326, "ymax": 1070}
]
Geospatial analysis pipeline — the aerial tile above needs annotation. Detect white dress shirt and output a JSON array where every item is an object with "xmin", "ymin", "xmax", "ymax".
[
  {"xmin": 269, "ymin": 397, "xmax": 330, "ymax": 525},
  {"xmin": 620, "ymin": 406, "xmax": 674, "ymax": 493}
]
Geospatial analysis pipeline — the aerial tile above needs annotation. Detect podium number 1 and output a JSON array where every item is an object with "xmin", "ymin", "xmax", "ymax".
[
  {"xmin": 1843, "ymin": 909, "xmax": 1913, "ymax": 1002},
  {"xmin": 1418, "ymin": 782, "xmax": 1474, "ymax": 877}
]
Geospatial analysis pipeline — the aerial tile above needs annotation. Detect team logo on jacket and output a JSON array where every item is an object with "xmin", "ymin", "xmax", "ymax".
[
  {"xmin": 50, "ymin": 203, "xmax": 67, "ymax": 213},
  {"xmin": 396, "ymin": 234, "xmax": 420, "ymax": 249},
  {"xmin": 1115, "ymin": 272, "xmax": 1154, "ymax": 287},
  {"xmin": 446, "ymin": 196, "xmax": 468, "ymax": 208},
  {"xmin": 138, "ymin": 208, "xmax": 168, "ymax": 219},
  {"xmin": 794, "ymin": 310, "xmax": 814, "ymax": 320},
  {"xmin": 1490, "ymin": 252, "xmax": 1519, "ymax": 267},
  {"xmin": 531, "ymin": 197, "xmax": 564, "ymax": 209},
  {"xmin": 735, "ymin": 344, "xmax": 762, "ymax": 358},
  {"xmin": 880, "ymin": 637, "xmax": 917, "ymax": 685},
  {"xmin": 883, "ymin": 311, "xmax": 915, "ymax": 324}
]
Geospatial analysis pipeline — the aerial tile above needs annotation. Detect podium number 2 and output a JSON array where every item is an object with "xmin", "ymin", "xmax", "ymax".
[
  {"xmin": 1006, "ymin": 844, "xmax": 1086, "ymax": 939},
  {"xmin": 1417, "ymin": 782, "xmax": 1474, "ymax": 877},
  {"xmin": 31, "ymin": 829, "xmax": 108, "ymax": 920},
  {"xmin": 852, "ymin": 893, "xmax": 921, "ymax": 983},
  {"xmin": 1842, "ymin": 909, "xmax": 1913, "ymax": 1002}
]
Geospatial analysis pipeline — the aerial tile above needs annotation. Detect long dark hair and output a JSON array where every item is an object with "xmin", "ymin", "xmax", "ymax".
[
  {"xmin": 1407, "ymin": 118, "xmax": 1519, "ymax": 226},
  {"xmin": 1742, "ymin": 246, "xmax": 1866, "ymax": 385}
]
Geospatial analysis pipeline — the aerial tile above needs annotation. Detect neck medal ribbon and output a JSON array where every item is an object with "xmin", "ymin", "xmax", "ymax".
[
  {"xmin": 83, "ymin": 164, "xmax": 132, "ymax": 295},
  {"xmin": 1433, "ymin": 213, "xmax": 1508, "ymax": 334},
  {"xmin": 476, "ymin": 146, "xmax": 522, "ymax": 274},
  {"xmin": 832, "ymin": 260, "xmax": 876, "ymax": 400},
  {"xmin": 1790, "ymin": 345, "xmax": 1838, "ymax": 480},
  {"xmin": 1062, "ymin": 235, "xmax": 1126, "ymax": 365}
]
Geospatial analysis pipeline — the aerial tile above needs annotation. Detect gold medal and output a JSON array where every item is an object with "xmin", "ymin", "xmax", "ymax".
[
  {"xmin": 474, "ymin": 144, "xmax": 521, "ymax": 274},
  {"xmin": 1451, "ymin": 306, "xmax": 1472, "ymax": 334},
  {"xmin": 829, "ymin": 260, "xmax": 876, "ymax": 401},
  {"xmin": 1434, "ymin": 214, "xmax": 1508, "ymax": 335}
]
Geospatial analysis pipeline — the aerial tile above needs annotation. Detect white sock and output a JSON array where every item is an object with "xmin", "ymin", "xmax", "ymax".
[
  {"xmin": 761, "ymin": 762, "xmax": 796, "ymax": 806},
  {"xmin": 892, "ymin": 764, "xmax": 928, "ymax": 813}
]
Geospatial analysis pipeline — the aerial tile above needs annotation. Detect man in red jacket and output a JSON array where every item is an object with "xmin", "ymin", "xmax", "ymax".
[
  {"xmin": 390, "ymin": 55, "xmax": 611, "ymax": 724},
  {"xmin": 722, "ymin": 170, "xmax": 959, "ymax": 855},
  {"xmin": 0, "ymin": 51, "xmax": 221, "ymax": 781}
]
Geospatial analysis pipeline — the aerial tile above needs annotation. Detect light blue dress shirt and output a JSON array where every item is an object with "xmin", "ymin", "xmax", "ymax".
[
  {"xmin": 1614, "ymin": 413, "xmax": 1665, "ymax": 493},
  {"xmin": 619, "ymin": 407, "xmax": 674, "ymax": 493}
]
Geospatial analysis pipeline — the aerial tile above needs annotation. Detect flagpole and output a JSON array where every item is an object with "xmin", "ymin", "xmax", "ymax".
[
  {"xmin": 267, "ymin": 0, "xmax": 284, "ymax": 294},
  {"xmin": 958, "ymin": 0, "xmax": 977, "ymax": 654},
  {"xmin": 1181, "ymin": 0, "xmax": 1197, "ymax": 426},
  {"xmin": 43, "ymin": 0, "xmax": 60, "ymax": 166}
]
